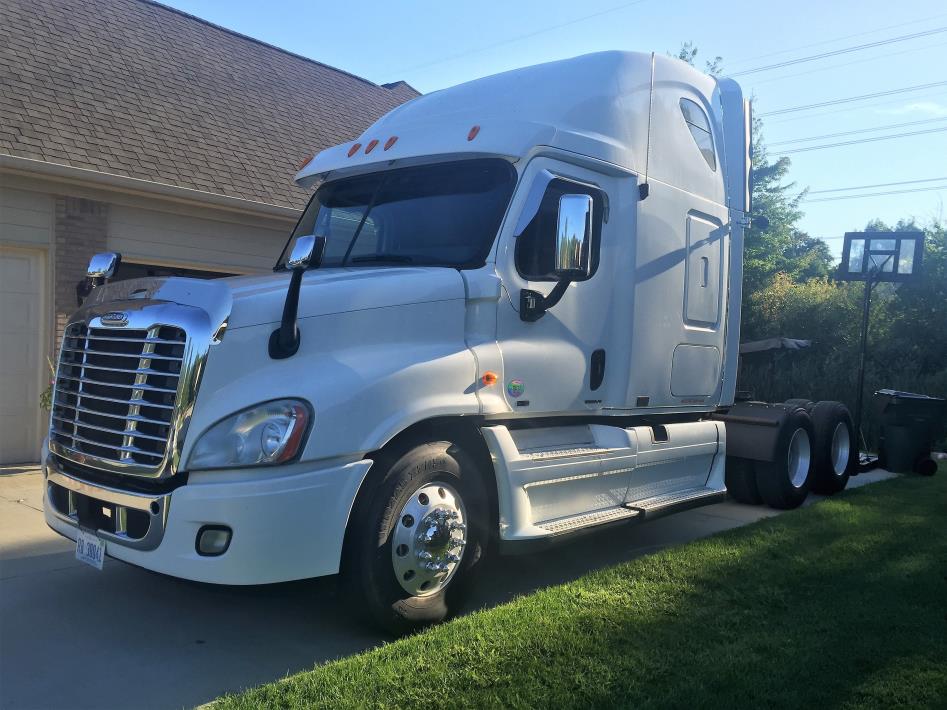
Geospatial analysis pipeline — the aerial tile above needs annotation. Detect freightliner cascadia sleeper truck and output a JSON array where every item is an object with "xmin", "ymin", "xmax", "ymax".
[{"xmin": 43, "ymin": 52, "xmax": 856, "ymax": 634}]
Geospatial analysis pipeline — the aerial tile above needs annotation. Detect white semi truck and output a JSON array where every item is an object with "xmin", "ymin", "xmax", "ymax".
[{"xmin": 43, "ymin": 51, "xmax": 856, "ymax": 633}]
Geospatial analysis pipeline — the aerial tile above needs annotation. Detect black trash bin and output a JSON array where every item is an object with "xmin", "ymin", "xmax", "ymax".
[{"xmin": 871, "ymin": 390, "xmax": 947, "ymax": 474}]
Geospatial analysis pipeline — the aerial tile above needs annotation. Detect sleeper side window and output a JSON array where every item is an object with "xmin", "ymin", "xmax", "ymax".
[
  {"xmin": 680, "ymin": 98, "xmax": 716, "ymax": 171},
  {"xmin": 515, "ymin": 178, "xmax": 604, "ymax": 281}
]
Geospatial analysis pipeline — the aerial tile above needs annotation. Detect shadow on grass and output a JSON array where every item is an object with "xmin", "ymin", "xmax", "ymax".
[{"xmin": 216, "ymin": 474, "xmax": 947, "ymax": 709}]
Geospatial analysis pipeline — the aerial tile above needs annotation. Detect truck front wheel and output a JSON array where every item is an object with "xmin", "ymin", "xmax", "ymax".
[{"xmin": 344, "ymin": 441, "xmax": 487, "ymax": 635}]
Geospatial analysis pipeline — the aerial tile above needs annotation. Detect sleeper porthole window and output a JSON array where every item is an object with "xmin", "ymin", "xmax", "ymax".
[{"xmin": 680, "ymin": 98, "xmax": 717, "ymax": 171}]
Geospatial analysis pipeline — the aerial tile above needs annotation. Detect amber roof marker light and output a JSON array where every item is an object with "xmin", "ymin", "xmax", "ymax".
[
  {"xmin": 467, "ymin": 125, "xmax": 481, "ymax": 141},
  {"xmin": 384, "ymin": 136, "xmax": 399, "ymax": 151},
  {"xmin": 347, "ymin": 143, "xmax": 362, "ymax": 157},
  {"xmin": 365, "ymin": 139, "xmax": 379, "ymax": 154}
]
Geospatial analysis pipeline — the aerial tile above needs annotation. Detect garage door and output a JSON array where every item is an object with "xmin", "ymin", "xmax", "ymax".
[{"xmin": 0, "ymin": 247, "xmax": 47, "ymax": 464}]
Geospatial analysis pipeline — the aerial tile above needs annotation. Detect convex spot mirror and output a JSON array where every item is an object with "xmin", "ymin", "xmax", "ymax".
[
  {"xmin": 554, "ymin": 193, "xmax": 593, "ymax": 279},
  {"xmin": 288, "ymin": 234, "xmax": 326, "ymax": 270}
]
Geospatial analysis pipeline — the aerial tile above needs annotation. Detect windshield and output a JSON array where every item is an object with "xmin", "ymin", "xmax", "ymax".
[{"xmin": 277, "ymin": 158, "xmax": 517, "ymax": 270}]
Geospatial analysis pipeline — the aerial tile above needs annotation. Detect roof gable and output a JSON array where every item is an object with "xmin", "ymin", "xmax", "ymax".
[{"xmin": 0, "ymin": 0, "xmax": 418, "ymax": 209}]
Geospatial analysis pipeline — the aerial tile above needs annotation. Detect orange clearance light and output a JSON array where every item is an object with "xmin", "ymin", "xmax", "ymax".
[
  {"xmin": 296, "ymin": 152, "xmax": 315, "ymax": 170},
  {"xmin": 347, "ymin": 143, "xmax": 362, "ymax": 157},
  {"xmin": 467, "ymin": 125, "xmax": 480, "ymax": 141},
  {"xmin": 384, "ymin": 136, "xmax": 398, "ymax": 151},
  {"xmin": 481, "ymin": 371, "xmax": 498, "ymax": 386},
  {"xmin": 365, "ymin": 139, "xmax": 379, "ymax": 154}
]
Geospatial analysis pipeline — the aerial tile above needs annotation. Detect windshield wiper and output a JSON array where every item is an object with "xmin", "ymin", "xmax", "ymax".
[{"xmin": 350, "ymin": 254, "xmax": 416, "ymax": 264}]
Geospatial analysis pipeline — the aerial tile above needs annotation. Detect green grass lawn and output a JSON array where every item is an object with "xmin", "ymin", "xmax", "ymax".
[{"xmin": 214, "ymin": 467, "xmax": 947, "ymax": 709}]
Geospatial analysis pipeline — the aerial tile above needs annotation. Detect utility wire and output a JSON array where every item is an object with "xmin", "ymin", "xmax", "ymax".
[
  {"xmin": 759, "ymin": 80, "xmax": 947, "ymax": 116},
  {"xmin": 805, "ymin": 185, "xmax": 947, "ymax": 202},
  {"xmin": 770, "ymin": 117, "xmax": 947, "ymax": 145},
  {"xmin": 808, "ymin": 176, "xmax": 947, "ymax": 194},
  {"xmin": 745, "ymin": 39, "xmax": 947, "ymax": 89},
  {"xmin": 386, "ymin": 0, "xmax": 650, "ymax": 77},
  {"xmin": 725, "ymin": 12, "xmax": 947, "ymax": 68},
  {"xmin": 773, "ymin": 126, "xmax": 947, "ymax": 154},
  {"xmin": 764, "ymin": 89, "xmax": 947, "ymax": 125},
  {"xmin": 731, "ymin": 26, "xmax": 947, "ymax": 76}
]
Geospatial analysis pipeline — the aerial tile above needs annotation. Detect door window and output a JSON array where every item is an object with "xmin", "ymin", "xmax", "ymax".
[{"xmin": 515, "ymin": 178, "xmax": 604, "ymax": 281}]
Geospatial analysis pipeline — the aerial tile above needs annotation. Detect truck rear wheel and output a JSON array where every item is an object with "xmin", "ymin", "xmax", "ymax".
[
  {"xmin": 725, "ymin": 457, "xmax": 762, "ymax": 504},
  {"xmin": 344, "ymin": 441, "xmax": 486, "ymax": 636},
  {"xmin": 755, "ymin": 409, "xmax": 814, "ymax": 510},
  {"xmin": 784, "ymin": 398, "xmax": 814, "ymax": 411},
  {"xmin": 809, "ymin": 401, "xmax": 854, "ymax": 495}
]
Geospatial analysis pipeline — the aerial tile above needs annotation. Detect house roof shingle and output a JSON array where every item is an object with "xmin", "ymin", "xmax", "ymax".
[{"xmin": 0, "ymin": 0, "xmax": 419, "ymax": 209}]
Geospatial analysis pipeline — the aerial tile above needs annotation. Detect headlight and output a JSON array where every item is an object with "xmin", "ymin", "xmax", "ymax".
[{"xmin": 187, "ymin": 399, "xmax": 311, "ymax": 470}]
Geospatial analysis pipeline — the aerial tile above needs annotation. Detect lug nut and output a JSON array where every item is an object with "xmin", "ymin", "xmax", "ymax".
[
  {"xmin": 449, "ymin": 522, "xmax": 466, "ymax": 532},
  {"xmin": 417, "ymin": 551, "xmax": 432, "ymax": 561}
]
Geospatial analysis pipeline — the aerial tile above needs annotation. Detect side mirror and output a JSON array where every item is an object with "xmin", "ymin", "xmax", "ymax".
[
  {"xmin": 520, "ymin": 194, "xmax": 594, "ymax": 322},
  {"xmin": 288, "ymin": 234, "xmax": 325, "ymax": 270},
  {"xmin": 270, "ymin": 234, "xmax": 326, "ymax": 359},
  {"xmin": 751, "ymin": 214, "xmax": 770, "ymax": 231},
  {"xmin": 87, "ymin": 252, "xmax": 121, "ymax": 285},
  {"xmin": 554, "ymin": 194, "xmax": 593, "ymax": 279}
]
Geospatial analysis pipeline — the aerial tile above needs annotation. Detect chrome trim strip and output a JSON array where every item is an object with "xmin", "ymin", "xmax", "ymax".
[
  {"xmin": 51, "ymin": 416, "xmax": 169, "ymax": 442},
  {"xmin": 46, "ymin": 463, "xmax": 170, "ymax": 551}
]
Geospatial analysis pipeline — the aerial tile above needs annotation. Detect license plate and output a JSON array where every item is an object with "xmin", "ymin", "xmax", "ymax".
[{"xmin": 76, "ymin": 529, "xmax": 106, "ymax": 570}]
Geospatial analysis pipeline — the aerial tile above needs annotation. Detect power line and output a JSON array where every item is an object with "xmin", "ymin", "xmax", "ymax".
[
  {"xmin": 773, "ymin": 126, "xmax": 947, "ymax": 154},
  {"xmin": 759, "ymin": 80, "xmax": 947, "ymax": 116},
  {"xmin": 386, "ymin": 0, "xmax": 651, "ymax": 78},
  {"xmin": 764, "ymin": 89, "xmax": 947, "ymax": 125},
  {"xmin": 808, "ymin": 176, "xmax": 947, "ymax": 194},
  {"xmin": 770, "ymin": 117, "xmax": 947, "ymax": 146},
  {"xmin": 805, "ymin": 185, "xmax": 947, "ymax": 202},
  {"xmin": 745, "ymin": 39, "xmax": 947, "ymax": 90},
  {"xmin": 731, "ymin": 26, "xmax": 947, "ymax": 77},
  {"xmin": 725, "ymin": 12, "xmax": 947, "ymax": 68}
]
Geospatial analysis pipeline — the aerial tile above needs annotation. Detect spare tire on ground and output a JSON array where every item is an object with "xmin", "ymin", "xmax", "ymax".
[{"xmin": 808, "ymin": 400, "xmax": 855, "ymax": 495}]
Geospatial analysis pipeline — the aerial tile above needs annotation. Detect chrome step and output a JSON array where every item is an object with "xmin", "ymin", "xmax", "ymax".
[
  {"xmin": 539, "ymin": 505, "xmax": 641, "ymax": 535},
  {"xmin": 627, "ymin": 486, "xmax": 724, "ymax": 515},
  {"xmin": 525, "ymin": 446, "xmax": 613, "ymax": 461}
]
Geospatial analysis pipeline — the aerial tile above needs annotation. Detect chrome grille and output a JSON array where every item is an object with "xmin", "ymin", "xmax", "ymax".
[{"xmin": 50, "ymin": 323, "xmax": 186, "ymax": 470}]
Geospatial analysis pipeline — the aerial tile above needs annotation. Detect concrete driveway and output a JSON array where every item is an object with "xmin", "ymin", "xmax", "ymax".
[{"xmin": 0, "ymin": 466, "xmax": 895, "ymax": 710}]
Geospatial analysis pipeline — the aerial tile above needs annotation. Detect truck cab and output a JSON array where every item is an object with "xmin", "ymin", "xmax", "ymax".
[{"xmin": 43, "ymin": 51, "xmax": 851, "ymax": 634}]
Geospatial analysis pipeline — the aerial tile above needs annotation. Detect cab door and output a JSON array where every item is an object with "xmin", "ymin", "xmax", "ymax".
[{"xmin": 494, "ymin": 158, "xmax": 631, "ymax": 414}]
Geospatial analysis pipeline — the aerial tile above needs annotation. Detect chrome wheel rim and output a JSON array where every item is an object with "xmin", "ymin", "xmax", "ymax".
[
  {"xmin": 391, "ymin": 481, "xmax": 467, "ymax": 597},
  {"xmin": 830, "ymin": 422, "xmax": 850, "ymax": 476},
  {"xmin": 788, "ymin": 428, "xmax": 811, "ymax": 488}
]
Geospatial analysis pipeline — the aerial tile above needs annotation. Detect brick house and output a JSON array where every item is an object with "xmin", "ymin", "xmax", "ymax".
[{"xmin": 0, "ymin": 0, "xmax": 418, "ymax": 463}]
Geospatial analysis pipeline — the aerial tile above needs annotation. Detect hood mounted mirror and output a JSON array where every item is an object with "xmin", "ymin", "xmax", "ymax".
[{"xmin": 269, "ymin": 235, "xmax": 326, "ymax": 359}]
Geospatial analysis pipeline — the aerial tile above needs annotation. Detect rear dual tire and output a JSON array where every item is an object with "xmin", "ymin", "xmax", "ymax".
[
  {"xmin": 728, "ymin": 401, "xmax": 855, "ymax": 509},
  {"xmin": 755, "ymin": 408, "xmax": 815, "ymax": 509}
]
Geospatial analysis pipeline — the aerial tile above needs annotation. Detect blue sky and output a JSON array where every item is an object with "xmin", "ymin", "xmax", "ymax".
[{"xmin": 162, "ymin": 0, "xmax": 947, "ymax": 256}]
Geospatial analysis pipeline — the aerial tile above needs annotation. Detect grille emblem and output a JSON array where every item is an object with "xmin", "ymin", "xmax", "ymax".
[{"xmin": 100, "ymin": 311, "xmax": 128, "ymax": 327}]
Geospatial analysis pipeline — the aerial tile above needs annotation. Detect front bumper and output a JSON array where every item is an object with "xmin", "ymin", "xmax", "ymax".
[{"xmin": 43, "ymin": 452, "xmax": 373, "ymax": 585}]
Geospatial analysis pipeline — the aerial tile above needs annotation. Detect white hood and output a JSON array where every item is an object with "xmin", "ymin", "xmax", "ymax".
[{"xmin": 82, "ymin": 266, "xmax": 467, "ymax": 332}]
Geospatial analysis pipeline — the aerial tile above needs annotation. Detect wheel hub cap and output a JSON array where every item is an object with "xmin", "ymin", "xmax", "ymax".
[
  {"xmin": 392, "ymin": 482, "xmax": 467, "ymax": 597},
  {"xmin": 830, "ymin": 422, "xmax": 850, "ymax": 475}
]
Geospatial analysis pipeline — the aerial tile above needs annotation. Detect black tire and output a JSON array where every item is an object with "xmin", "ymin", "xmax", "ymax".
[
  {"xmin": 725, "ymin": 456, "xmax": 762, "ymax": 504},
  {"xmin": 755, "ymin": 408, "xmax": 815, "ymax": 510},
  {"xmin": 343, "ymin": 441, "xmax": 487, "ymax": 636},
  {"xmin": 809, "ymin": 401, "xmax": 855, "ymax": 495},
  {"xmin": 784, "ymin": 398, "xmax": 814, "ymax": 411}
]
